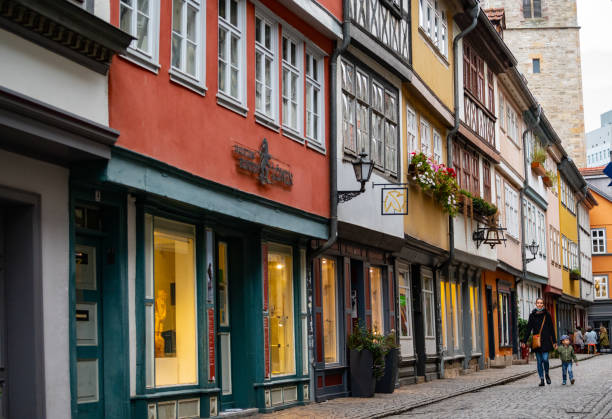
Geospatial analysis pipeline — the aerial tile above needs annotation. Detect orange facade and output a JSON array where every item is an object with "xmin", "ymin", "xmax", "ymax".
[
  {"xmin": 108, "ymin": 0, "xmax": 333, "ymax": 217},
  {"xmin": 482, "ymin": 270, "xmax": 516, "ymax": 363}
]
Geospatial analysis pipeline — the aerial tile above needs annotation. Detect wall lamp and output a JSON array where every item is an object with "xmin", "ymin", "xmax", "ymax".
[
  {"xmin": 525, "ymin": 240, "xmax": 539, "ymax": 264},
  {"xmin": 473, "ymin": 224, "xmax": 507, "ymax": 249},
  {"xmin": 338, "ymin": 149, "xmax": 374, "ymax": 203}
]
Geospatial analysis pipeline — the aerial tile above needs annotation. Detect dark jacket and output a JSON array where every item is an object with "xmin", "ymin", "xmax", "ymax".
[{"xmin": 521, "ymin": 308, "xmax": 556, "ymax": 353}]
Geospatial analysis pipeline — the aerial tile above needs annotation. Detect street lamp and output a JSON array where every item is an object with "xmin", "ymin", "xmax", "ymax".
[
  {"xmin": 338, "ymin": 149, "xmax": 374, "ymax": 203},
  {"xmin": 525, "ymin": 240, "xmax": 539, "ymax": 263}
]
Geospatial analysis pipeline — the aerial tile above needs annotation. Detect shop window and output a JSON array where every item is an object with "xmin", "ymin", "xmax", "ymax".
[
  {"xmin": 398, "ymin": 270, "xmax": 412, "ymax": 339},
  {"xmin": 269, "ymin": 245, "xmax": 295, "ymax": 375},
  {"xmin": 370, "ymin": 267, "xmax": 384, "ymax": 334},
  {"xmin": 451, "ymin": 281, "xmax": 460, "ymax": 349},
  {"xmin": 321, "ymin": 258, "xmax": 338, "ymax": 364},
  {"xmin": 469, "ymin": 285, "xmax": 479, "ymax": 351},
  {"xmin": 422, "ymin": 274, "xmax": 435, "ymax": 338},
  {"xmin": 218, "ymin": 242, "xmax": 229, "ymax": 327},
  {"xmin": 145, "ymin": 216, "xmax": 198, "ymax": 388},
  {"xmin": 498, "ymin": 292, "xmax": 511, "ymax": 347},
  {"xmin": 440, "ymin": 279, "xmax": 449, "ymax": 349},
  {"xmin": 594, "ymin": 275, "xmax": 608, "ymax": 299}
]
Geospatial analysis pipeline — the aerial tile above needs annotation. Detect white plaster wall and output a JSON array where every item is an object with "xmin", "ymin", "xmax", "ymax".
[
  {"xmin": 0, "ymin": 149, "xmax": 70, "ymax": 419},
  {"xmin": 524, "ymin": 196, "xmax": 548, "ymax": 278},
  {"xmin": 336, "ymin": 48, "xmax": 404, "ymax": 239},
  {"xmin": 453, "ymin": 215, "xmax": 496, "ymax": 261},
  {"xmin": 0, "ymin": 30, "xmax": 109, "ymax": 126}
]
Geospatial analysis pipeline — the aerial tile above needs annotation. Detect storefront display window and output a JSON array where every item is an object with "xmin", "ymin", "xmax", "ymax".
[
  {"xmin": 469, "ymin": 285, "xmax": 478, "ymax": 351},
  {"xmin": 451, "ymin": 282, "xmax": 460, "ymax": 349},
  {"xmin": 498, "ymin": 292, "xmax": 510, "ymax": 346},
  {"xmin": 440, "ymin": 279, "xmax": 449, "ymax": 349},
  {"xmin": 422, "ymin": 273, "xmax": 435, "ymax": 338},
  {"xmin": 370, "ymin": 267, "xmax": 384, "ymax": 334},
  {"xmin": 398, "ymin": 271, "xmax": 412, "ymax": 339},
  {"xmin": 322, "ymin": 258, "xmax": 338, "ymax": 364},
  {"xmin": 145, "ymin": 215, "xmax": 198, "ymax": 387},
  {"xmin": 269, "ymin": 245, "xmax": 295, "ymax": 375}
]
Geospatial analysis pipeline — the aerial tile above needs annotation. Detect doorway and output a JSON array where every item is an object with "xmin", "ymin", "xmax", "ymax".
[{"xmin": 0, "ymin": 190, "xmax": 45, "ymax": 418}]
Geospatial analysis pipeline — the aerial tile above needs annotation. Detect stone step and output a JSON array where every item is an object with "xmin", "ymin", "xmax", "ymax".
[{"xmin": 217, "ymin": 407, "xmax": 259, "ymax": 418}]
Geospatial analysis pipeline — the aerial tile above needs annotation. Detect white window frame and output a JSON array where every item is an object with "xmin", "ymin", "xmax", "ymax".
[
  {"xmin": 419, "ymin": 0, "xmax": 448, "ymax": 57},
  {"xmin": 495, "ymin": 175, "xmax": 503, "ymax": 220},
  {"xmin": 504, "ymin": 183, "xmax": 519, "ymax": 239},
  {"xmin": 594, "ymin": 275, "xmax": 608, "ymax": 299},
  {"xmin": 433, "ymin": 129, "xmax": 443, "ymax": 163},
  {"xmin": 119, "ymin": 0, "xmax": 161, "ymax": 73},
  {"xmin": 398, "ymin": 270, "xmax": 412, "ymax": 340},
  {"xmin": 305, "ymin": 49, "xmax": 325, "ymax": 149},
  {"xmin": 254, "ymin": 12, "xmax": 279, "ymax": 128},
  {"xmin": 170, "ymin": 0, "xmax": 207, "ymax": 95},
  {"xmin": 217, "ymin": 0, "xmax": 247, "ymax": 115},
  {"xmin": 538, "ymin": 210, "xmax": 546, "ymax": 258},
  {"xmin": 422, "ymin": 274, "xmax": 435, "ymax": 339},
  {"xmin": 498, "ymin": 91, "xmax": 505, "ymax": 132},
  {"xmin": 562, "ymin": 235, "xmax": 569, "ymax": 269},
  {"xmin": 592, "ymin": 228, "xmax": 607, "ymax": 254},
  {"xmin": 281, "ymin": 31, "xmax": 304, "ymax": 140},
  {"xmin": 407, "ymin": 105, "xmax": 418, "ymax": 154},
  {"xmin": 420, "ymin": 118, "xmax": 431, "ymax": 157},
  {"xmin": 499, "ymin": 291, "xmax": 511, "ymax": 347}
]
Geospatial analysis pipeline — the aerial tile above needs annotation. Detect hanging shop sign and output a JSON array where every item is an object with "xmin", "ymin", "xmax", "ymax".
[
  {"xmin": 233, "ymin": 138, "xmax": 293, "ymax": 187},
  {"xmin": 381, "ymin": 187, "xmax": 408, "ymax": 215},
  {"xmin": 208, "ymin": 308, "xmax": 215, "ymax": 381}
]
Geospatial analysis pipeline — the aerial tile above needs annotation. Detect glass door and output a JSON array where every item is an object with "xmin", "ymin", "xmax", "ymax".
[
  {"xmin": 217, "ymin": 241, "xmax": 233, "ymax": 409},
  {"xmin": 75, "ymin": 237, "xmax": 104, "ymax": 419}
]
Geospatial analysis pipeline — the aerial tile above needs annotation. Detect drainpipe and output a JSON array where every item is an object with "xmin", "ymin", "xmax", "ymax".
[
  {"xmin": 435, "ymin": 2, "xmax": 479, "ymax": 379},
  {"xmin": 519, "ymin": 105, "xmax": 542, "ymax": 289},
  {"xmin": 306, "ymin": 0, "xmax": 350, "ymax": 400}
]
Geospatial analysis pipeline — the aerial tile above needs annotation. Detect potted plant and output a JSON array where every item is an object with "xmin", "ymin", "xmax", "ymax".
[
  {"xmin": 375, "ymin": 332, "xmax": 400, "ymax": 394},
  {"xmin": 542, "ymin": 170, "xmax": 557, "ymax": 188},
  {"xmin": 530, "ymin": 145, "xmax": 547, "ymax": 177},
  {"xmin": 348, "ymin": 326, "xmax": 384, "ymax": 397},
  {"xmin": 570, "ymin": 268, "xmax": 581, "ymax": 281}
]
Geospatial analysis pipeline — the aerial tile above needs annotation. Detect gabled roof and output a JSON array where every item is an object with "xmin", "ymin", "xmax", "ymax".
[
  {"xmin": 587, "ymin": 183, "xmax": 612, "ymax": 205},
  {"xmin": 579, "ymin": 166, "xmax": 606, "ymax": 177}
]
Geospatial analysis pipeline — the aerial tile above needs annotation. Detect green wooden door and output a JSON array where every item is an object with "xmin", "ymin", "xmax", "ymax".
[
  {"xmin": 217, "ymin": 240, "xmax": 234, "ymax": 410},
  {"xmin": 75, "ymin": 237, "xmax": 104, "ymax": 419}
]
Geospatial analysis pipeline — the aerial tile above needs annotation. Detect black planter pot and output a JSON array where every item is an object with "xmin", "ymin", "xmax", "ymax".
[
  {"xmin": 375, "ymin": 347, "xmax": 399, "ymax": 393},
  {"xmin": 349, "ymin": 349, "xmax": 375, "ymax": 397}
]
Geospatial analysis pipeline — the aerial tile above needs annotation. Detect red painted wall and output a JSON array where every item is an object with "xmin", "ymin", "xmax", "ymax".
[{"xmin": 109, "ymin": 0, "xmax": 333, "ymax": 217}]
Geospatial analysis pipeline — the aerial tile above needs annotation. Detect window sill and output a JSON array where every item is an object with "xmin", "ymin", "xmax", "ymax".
[
  {"xmin": 169, "ymin": 68, "xmax": 207, "ymax": 96},
  {"xmin": 306, "ymin": 139, "xmax": 326, "ymax": 155},
  {"xmin": 216, "ymin": 92, "xmax": 248, "ymax": 117},
  {"xmin": 255, "ymin": 112, "xmax": 280, "ymax": 132},
  {"xmin": 506, "ymin": 234, "xmax": 520, "ymax": 244},
  {"xmin": 120, "ymin": 49, "xmax": 160, "ymax": 74},
  {"xmin": 417, "ymin": 27, "xmax": 450, "ymax": 67},
  {"xmin": 282, "ymin": 127, "xmax": 305, "ymax": 144}
]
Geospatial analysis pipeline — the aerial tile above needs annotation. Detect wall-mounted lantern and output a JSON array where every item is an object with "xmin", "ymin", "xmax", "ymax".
[
  {"xmin": 338, "ymin": 149, "xmax": 374, "ymax": 203},
  {"xmin": 525, "ymin": 240, "xmax": 539, "ymax": 264}
]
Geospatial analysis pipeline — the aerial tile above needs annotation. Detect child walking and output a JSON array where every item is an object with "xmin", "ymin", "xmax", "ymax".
[{"xmin": 558, "ymin": 335, "xmax": 578, "ymax": 385}]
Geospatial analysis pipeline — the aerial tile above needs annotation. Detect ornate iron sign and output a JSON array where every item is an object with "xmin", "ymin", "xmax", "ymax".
[
  {"xmin": 233, "ymin": 138, "xmax": 293, "ymax": 187},
  {"xmin": 381, "ymin": 187, "xmax": 408, "ymax": 215}
]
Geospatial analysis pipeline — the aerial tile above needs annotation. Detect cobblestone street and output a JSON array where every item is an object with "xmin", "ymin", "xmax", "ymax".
[
  {"xmin": 259, "ymin": 354, "xmax": 605, "ymax": 419},
  {"xmin": 392, "ymin": 354, "xmax": 612, "ymax": 419}
]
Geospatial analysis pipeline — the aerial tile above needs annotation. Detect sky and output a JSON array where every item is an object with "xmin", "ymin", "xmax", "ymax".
[{"xmin": 577, "ymin": 0, "xmax": 612, "ymax": 132}]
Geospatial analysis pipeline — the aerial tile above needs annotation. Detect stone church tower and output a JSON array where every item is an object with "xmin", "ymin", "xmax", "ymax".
[{"xmin": 484, "ymin": 0, "xmax": 586, "ymax": 167}]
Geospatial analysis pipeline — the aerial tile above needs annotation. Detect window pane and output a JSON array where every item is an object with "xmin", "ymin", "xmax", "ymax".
[
  {"xmin": 230, "ymin": 0, "xmax": 238, "ymax": 26},
  {"xmin": 173, "ymin": 0, "xmax": 183, "ymax": 32},
  {"xmin": 136, "ymin": 13, "xmax": 150, "ymax": 51},
  {"xmin": 451, "ymin": 282, "xmax": 459, "ymax": 348},
  {"xmin": 322, "ymin": 258, "xmax": 338, "ymax": 363},
  {"xmin": 440, "ymin": 281, "xmax": 447, "ymax": 348},
  {"xmin": 120, "ymin": 5, "xmax": 132, "ymax": 33},
  {"xmin": 269, "ymin": 246, "xmax": 295, "ymax": 375},
  {"xmin": 370, "ymin": 267, "xmax": 384, "ymax": 335},
  {"xmin": 153, "ymin": 218, "xmax": 197, "ymax": 386},
  {"xmin": 187, "ymin": 6, "xmax": 197, "ymax": 41},
  {"xmin": 171, "ymin": 34, "xmax": 182, "ymax": 69},
  {"xmin": 218, "ymin": 242, "xmax": 229, "ymax": 327}
]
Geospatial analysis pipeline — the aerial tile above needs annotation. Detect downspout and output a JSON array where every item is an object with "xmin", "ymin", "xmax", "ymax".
[
  {"xmin": 519, "ymin": 105, "xmax": 542, "ymax": 289},
  {"xmin": 306, "ymin": 0, "xmax": 350, "ymax": 400},
  {"xmin": 435, "ymin": 2, "xmax": 479, "ymax": 379}
]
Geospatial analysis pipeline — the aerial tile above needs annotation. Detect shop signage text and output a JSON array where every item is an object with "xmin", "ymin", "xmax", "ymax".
[{"xmin": 233, "ymin": 139, "xmax": 293, "ymax": 187}]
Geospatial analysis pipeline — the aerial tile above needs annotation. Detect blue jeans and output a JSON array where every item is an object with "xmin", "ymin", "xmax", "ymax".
[
  {"xmin": 535, "ymin": 351, "xmax": 550, "ymax": 378},
  {"xmin": 562, "ymin": 361, "xmax": 574, "ymax": 382}
]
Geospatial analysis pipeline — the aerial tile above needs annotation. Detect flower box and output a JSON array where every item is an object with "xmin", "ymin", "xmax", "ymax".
[
  {"xmin": 531, "ymin": 161, "xmax": 546, "ymax": 177},
  {"xmin": 570, "ymin": 269, "xmax": 581, "ymax": 281}
]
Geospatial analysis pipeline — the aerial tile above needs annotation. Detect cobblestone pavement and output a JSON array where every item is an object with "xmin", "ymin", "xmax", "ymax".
[
  {"xmin": 392, "ymin": 354, "xmax": 612, "ymax": 419},
  {"xmin": 257, "ymin": 354, "xmax": 597, "ymax": 419}
]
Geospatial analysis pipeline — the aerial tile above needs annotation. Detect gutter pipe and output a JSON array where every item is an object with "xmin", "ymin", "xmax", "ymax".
[
  {"xmin": 435, "ymin": 2, "xmax": 479, "ymax": 379},
  {"xmin": 306, "ymin": 0, "xmax": 350, "ymax": 400}
]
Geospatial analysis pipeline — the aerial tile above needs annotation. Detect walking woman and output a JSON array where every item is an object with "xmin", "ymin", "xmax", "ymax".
[{"xmin": 521, "ymin": 298, "xmax": 557, "ymax": 386}]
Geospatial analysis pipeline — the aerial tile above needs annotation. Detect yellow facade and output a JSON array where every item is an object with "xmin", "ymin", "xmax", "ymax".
[
  {"xmin": 409, "ymin": 0, "xmax": 460, "ymax": 110},
  {"xmin": 558, "ymin": 177, "xmax": 580, "ymax": 298},
  {"xmin": 401, "ymin": 0, "xmax": 461, "ymax": 251}
]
